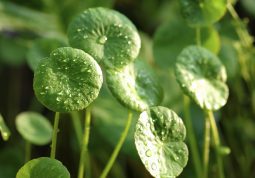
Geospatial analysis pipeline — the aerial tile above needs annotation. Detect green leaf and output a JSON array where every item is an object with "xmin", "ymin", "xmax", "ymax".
[
  {"xmin": 106, "ymin": 59, "xmax": 163, "ymax": 112},
  {"xmin": 0, "ymin": 114, "xmax": 11, "ymax": 141},
  {"xmin": 15, "ymin": 112, "xmax": 52, "ymax": 145},
  {"xmin": 153, "ymin": 19, "xmax": 220, "ymax": 68},
  {"xmin": 135, "ymin": 106, "xmax": 188, "ymax": 178},
  {"xmin": 179, "ymin": 0, "xmax": 227, "ymax": 27},
  {"xmin": 175, "ymin": 45, "xmax": 229, "ymax": 111},
  {"xmin": 26, "ymin": 38, "xmax": 67, "ymax": 71},
  {"xmin": 33, "ymin": 47, "xmax": 103, "ymax": 112},
  {"xmin": 67, "ymin": 7, "xmax": 141, "ymax": 68},
  {"xmin": 16, "ymin": 157, "xmax": 70, "ymax": 178}
]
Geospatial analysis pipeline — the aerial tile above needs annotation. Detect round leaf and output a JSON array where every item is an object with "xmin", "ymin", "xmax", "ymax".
[
  {"xmin": 15, "ymin": 112, "xmax": 52, "ymax": 145},
  {"xmin": 153, "ymin": 19, "xmax": 220, "ymax": 68},
  {"xmin": 33, "ymin": 47, "xmax": 103, "ymax": 112},
  {"xmin": 26, "ymin": 38, "xmax": 66, "ymax": 71},
  {"xmin": 179, "ymin": 0, "xmax": 227, "ymax": 27},
  {"xmin": 16, "ymin": 157, "xmax": 70, "ymax": 178},
  {"xmin": 175, "ymin": 45, "xmax": 229, "ymax": 110},
  {"xmin": 67, "ymin": 7, "xmax": 141, "ymax": 68},
  {"xmin": 135, "ymin": 106, "xmax": 188, "ymax": 178},
  {"xmin": 106, "ymin": 59, "xmax": 163, "ymax": 112}
]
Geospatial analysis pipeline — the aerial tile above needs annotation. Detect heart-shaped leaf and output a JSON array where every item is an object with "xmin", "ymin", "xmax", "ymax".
[
  {"xmin": 33, "ymin": 47, "xmax": 103, "ymax": 112},
  {"xmin": 106, "ymin": 59, "xmax": 163, "ymax": 111},
  {"xmin": 26, "ymin": 38, "xmax": 66, "ymax": 71},
  {"xmin": 179, "ymin": 0, "xmax": 227, "ymax": 27},
  {"xmin": 16, "ymin": 157, "xmax": 70, "ymax": 178},
  {"xmin": 67, "ymin": 7, "xmax": 141, "ymax": 68},
  {"xmin": 135, "ymin": 106, "xmax": 188, "ymax": 178},
  {"xmin": 153, "ymin": 19, "xmax": 220, "ymax": 68},
  {"xmin": 175, "ymin": 45, "xmax": 229, "ymax": 110},
  {"xmin": 15, "ymin": 112, "xmax": 52, "ymax": 145}
]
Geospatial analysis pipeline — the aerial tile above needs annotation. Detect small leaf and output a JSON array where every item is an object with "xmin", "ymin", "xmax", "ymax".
[
  {"xmin": 153, "ymin": 19, "xmax": 220, "ymax": 68},
  {"xmin": 135, "ymin": 106, "xmax": 188, "ymax": 178},
  {"xmin": 106, "ymin": 59, "xmax": 163, "ymax": 111},
  {"xmin": 0, "ymin": 114, "xmax": 11, "ymax": 141},
  {"xmin": 67, "ymin": 7, "xmax": 141, "ymax": 68},
  {"xmin": 33, "ymin": 47, "xmax": 103, "ymax": 112},
  {"xmin": 15, "ymin": 112, "xmax": 52, "ymax": 145},
  {"xmin": 179, "ymin": 0, "xmax": 227, "ymax": 27},
  {"xmin": 26, "ymin": 38, "xmax": 67, "ymax": 71},
  {"xmin": 175, "ymin": 45, "xmax": 229, "ymax": 110},
  {"xmin": 16, "ymin": 157, "xmax": 70, "ymax": 178}
]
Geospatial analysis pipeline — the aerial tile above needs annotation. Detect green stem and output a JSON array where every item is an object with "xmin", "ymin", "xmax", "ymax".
[
  {"xmin": 99, "ymin": 111, "xmax": 133, "ymax": 178},
  {"xmin": 25, "ymin": 141, "xmax": 31, "ymax": 162},
  {"xmin": 78, "ymin": 107, "xmax": 92, "ymax": 178},
  {"xmin": 50, "ymin": 112, "xmax": 60, "ymax": 159},
  {"xmin": 207, "ymin": 111, "xmax": 225, "ymax": 178},
  {"xmin": 183, "ymin": 96, "xmax": 203, "ymax": 178},
  {"xmin": 196, "ymin": 27, "xmax": 201, "ymax": 46},
  {"xmin": 70, "ymin": 111, "xmax": 83, "ymax": 147},
  {"xmin": 203, "ymin": 110, "xmax": 211, "ymax": 178}
]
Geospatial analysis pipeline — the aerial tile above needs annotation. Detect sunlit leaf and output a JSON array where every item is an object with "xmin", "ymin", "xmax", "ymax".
[
  {"xmin": 33, "ymin": 47, "xmax": 103, "ymax": 112},
  {"xmin": 179, "ymin": 0, "xmax": 227, "ymax": 27},
  {"xmin": 0, "ymin": 114, "xmax": 11, "ymax": 141},
  {"xmin": 106, "ymin": 59, "xmax": 163, "ymax": 111},
  {"xmin": 15, "ymin": 112, "xmax": 52, "ymax": 145},
  {"xmin": 175, "ymin": 45, "xmax": 229, "ymax": 110},
  {"xmin": 67, "ymin": 7, "xmax": 141, "ymax": 68},
  {"xmin": 135, "ymin": 106, "xmax": 188, "ymax": 178},
  {"xmin": 16, "ymin": 157, "xmax": 70, "ymax": 178}
]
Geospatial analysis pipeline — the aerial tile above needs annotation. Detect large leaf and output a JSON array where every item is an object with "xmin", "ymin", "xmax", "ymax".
[
  {"xmin": 175, "ymin": 45, "xmax": 229, "ymax": 110},
  {"xmin": 179, "ymin": 0, "xmax": 227, "ymax": 27},
  {"xmin": 33, "ymin": 47, "xmax": 103, "ymax": 112},
  {"xmin": 135, "ymin": 106, "xmax": 188, "ymax": 178},
  {"xmin": 67, "ymin": 7, "xmax": 141, "ymax": 68},
  {"xmin": 15, "ymin": 112, "xmax": 52, "ymax": 145},
  {"xmin": 106, "ymin": 59, "xmax": 163, "ymax": 111},
  {"xmin": 153, "ymin": 19, "xmax": 220, "ymax": 68},
  {"xmin": 16, "ymin": 157, "xmax": 70, "ymax": 178}
]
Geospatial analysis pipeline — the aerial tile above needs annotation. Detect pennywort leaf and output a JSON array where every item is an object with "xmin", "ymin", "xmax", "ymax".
[
  {"xmin": 175, "ymin": 45, "xmax": 229, "ymax": 110},
  {"xmin": 67, "ymin": 7, "xmax": 141, "ymax": 68},
  {"xmin": 135, "ymin": 106, "xmax": 188, "ymax": 178},
  {"xmin": 16, "ymin": 157, "xmax": 70, "ymax": 178},
  {"xmin": 33, "ymin": 47, "xmax": 103, "ymax": 112}
]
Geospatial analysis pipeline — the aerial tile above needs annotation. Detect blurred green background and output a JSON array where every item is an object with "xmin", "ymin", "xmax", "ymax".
[{"xmin": 0, "ymin": 0, "xmax": 255, "ymax": 178}]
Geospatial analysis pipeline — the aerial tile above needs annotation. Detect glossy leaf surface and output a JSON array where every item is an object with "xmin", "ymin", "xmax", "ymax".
[
  {"xmin": 15, "ymin": 112, "xmax": 52, "ymax": 145},
  {"xmin": 67, "ymin": 7, "xmax": 141, "ymax": 68},
  {"xmin": 106, "ymin": 59, "xmax": 163, "ymax": 111},
  {"xmin": 0, "ymin": 114, "xmax": 11, "ymax": 141},
  {"xmin": 179, "ymin": 0, "xmax": 227, "ymax": 26},
  {"xmin": 16, "ymin": 157, "xmax": 70, "ymax": 178},
  {"xmin": 33, "ymin": 47, "xmax": 103, "ymax": 112},
  {"xmin": 135, "ymin": 106, "xmax": 188, "ymax": 178},
  {"xmin": 175, "ymin": 45, "xmax": 229, "ymax": 110}
]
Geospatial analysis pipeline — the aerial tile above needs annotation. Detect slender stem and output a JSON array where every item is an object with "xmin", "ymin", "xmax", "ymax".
[
  {"xmin": 203, "ymin": 110, "xmax": 211, "ymax": 178},
  {"xmin": 70, "ymin": 111, "xmax": 83, "ymax": 147},
  {"xmin": 196, "ymin": 27, "xmax": 201, "ymax": 46},
  {"xmin": 25, "ymin": 141, "xmax": 31, "ymax": 162},
  {"xmin": 207, "ymin": 111, "xmax": 225, "ymax": 178},
  {"xmin": 50, "ymin": 112, "xmax": 60, "ymax": 159},
  {"xmin": 100, "ymin": 111, "xmax": 133, "ymax": 178},
  {"xmin": 183, "ymin": 96, "xmax": 203, "ymax": 178},
  {"xmin": 78, "ymin": 107, "xmax": 92, "ymax": 178}
]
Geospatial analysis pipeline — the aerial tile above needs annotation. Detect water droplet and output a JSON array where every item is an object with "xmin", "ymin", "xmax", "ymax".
[
  {"xmin": 45, "ymin": 86, "xmax": 49, "ymax": 90},
  {"xmin": 145, "ymin": 150, "xmax": 152, "ymax": 157},
  {"xmin": 151, "ymin": 163, "xmax": 157, "ymax": 170},
  {"xmin": 98, "ymin": 36, "xmax": 107, "ymax": 44},
  {"xmin": 56, "ymin": 97, "xmax": 61, "ymax": 101},
  {"xmin": 77, "ymin": 28, "xmax": 81, "ymax": 32}
]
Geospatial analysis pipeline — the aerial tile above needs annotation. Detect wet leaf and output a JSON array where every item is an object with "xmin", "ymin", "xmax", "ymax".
[
  {"xmin": 67, "ymin": 7, "xmax": 141, "ymax": 68},
  {"xmin": 33, "ymin": 47, "xmax": 103, "ymax": 112},
  {"xmin": 135, "ymin": 106, "xmax": 188, "ymax": 178},
  {"xmin": 175, "ymin": 45, "xmax": 229, "ymax": 110},
  {"xmin": 15, "ymin": 112, "xmax": 52, "ymax": 145},
  {"xmin": 179, "ymin": 0, "xmax": 227, "ymax": 27},
  {"xmin": 106, "ymin": 59, "xmax": 163, "ymax": 111},
  {"xmin": 16, "ymin": 157, "xmax": 70, "ymax": 178}
]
